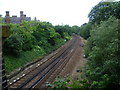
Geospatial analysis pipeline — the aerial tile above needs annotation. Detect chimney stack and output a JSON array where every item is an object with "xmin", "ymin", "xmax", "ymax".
[
  {"xmin": 24, "ymin": 14, "xmax": 26, "ymax": 17},
  {"xmin": 20, "ymin": 11, "xmax": 23, "ymax": 17},
  {"xmin": 6, "ymin": 11, "xmax": 9, "ymax": 16},
  {"xmin": 5, "ymin": 11, "xmax": 10, "ymax": 23},
  {"xmin": 20, "ymin": 11, "xmax": 24, "ymax": 22}
]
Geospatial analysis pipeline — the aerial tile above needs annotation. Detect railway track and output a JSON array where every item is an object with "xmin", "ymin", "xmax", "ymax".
[
  {"xmin": 6, "ymin": 35, "xmax": 80, "ymax": 89},
  {"xmin": 6, "ymin": 36, "xmax": 74, "ymax": 88}
]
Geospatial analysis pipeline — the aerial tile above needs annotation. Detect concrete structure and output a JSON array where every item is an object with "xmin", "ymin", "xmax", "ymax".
[{"xmin": 4, "ymin": 11, "xmax": 31, "ymax": 24}]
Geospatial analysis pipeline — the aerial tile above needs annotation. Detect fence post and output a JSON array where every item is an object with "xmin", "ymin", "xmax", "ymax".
[
  {"xmin": 0, "ymin": 56, "xmax": 2, "ymax": 90},
  {"xmin": 0, "ymin": 25, "xmax": 8, "ymax": 90},
  {"xmin": 0, "ymin": 21, "xmax": 2, "ymax": 90},
  {"xmin": 2, "ymin": 59, "xmax": 8, "ymax": 90}
]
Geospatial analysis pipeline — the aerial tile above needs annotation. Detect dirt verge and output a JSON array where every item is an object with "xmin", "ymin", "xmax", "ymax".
[{"xmin": 59, "ymin": 37, "xmax": 86, "ymax": 80}]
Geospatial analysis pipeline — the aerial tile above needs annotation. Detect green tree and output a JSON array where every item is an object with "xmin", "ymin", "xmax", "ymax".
[
  {"xmin": 85, "ymin": 17, "xmax": 120, "ymax": 88},
  {"xmin": 88, "ymin": 1, "xmax": 120, "ymax": 24},
  {"xmin": 71, "ymin": 25, "xmax": 80, "ymax": 35},
  {"xmin": 79, "ymin": 22, "xmax": 92, "ymax": 39},
  {"xmin": 54, "ymin": 25, "xmax": 71, "ymax": 40},
  {"xmin": 3, "ymin": 21, "xmax": 35, "ymax": 56}
]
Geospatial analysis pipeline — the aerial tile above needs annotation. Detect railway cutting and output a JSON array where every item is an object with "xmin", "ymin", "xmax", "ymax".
[{"xmin": 5, "ymin": 35, "xmax": 83, "ymax": 89}]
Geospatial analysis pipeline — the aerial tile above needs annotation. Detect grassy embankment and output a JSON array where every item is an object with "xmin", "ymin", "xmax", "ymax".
[{"xmin": 4, "ymin": 40, "xmax": 66, "ymax": 73}]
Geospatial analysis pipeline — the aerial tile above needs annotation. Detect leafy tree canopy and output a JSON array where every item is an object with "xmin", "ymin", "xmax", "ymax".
[{"xmin": 88, "ymin": 1, "xmax": 120, "ymax": 24}]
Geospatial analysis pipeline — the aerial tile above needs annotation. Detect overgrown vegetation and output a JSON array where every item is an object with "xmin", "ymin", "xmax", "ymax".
[
  {"xmin": 47, "ymin": 77, "xmax": 90, "ymax": 89},
  {"xmin": 3, "ymin": 20, "xmax": 80, "ymax": 73},
  {"xmin": 84, "ymin": 1, "xmax": 120, "ymax": 88},
  {"xmin": 85, "ymin": 17, "xmax": 120, "ymax": 88},
  {"xmin": 79, "ymin": 22, "xmax": 92, "ymax": 39}
]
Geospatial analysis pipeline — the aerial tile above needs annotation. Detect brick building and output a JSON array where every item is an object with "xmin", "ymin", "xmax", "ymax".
[{"xmin": 4, "ymin": 11, "xmax": 31, "ymax": 24}]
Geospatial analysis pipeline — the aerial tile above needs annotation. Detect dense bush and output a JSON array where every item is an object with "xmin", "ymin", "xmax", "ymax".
[
  {"xmin": 54, "ymin": 25, "xmax": 80, "ymax": 39},
  {"xmin": 85, "ymin": 17, "xmax": 120, "ymax": 88},
  {"xmin": 3, "ymin": 20, "xmax": 81, "ymax": 72},
  {"xmin": 3, "ymin": 21, "xmax": 68, "ymax": 56},
  {"xmin": 3, "ymin": 22, "xmax": 35, "ymax": 56},
  {"xmin": 54, "ymin": 25, "xmax": 71, "ymax": 39},
  {"xmin": 79, "ymin": 22, "xmax": 92, "ymax": 39}
]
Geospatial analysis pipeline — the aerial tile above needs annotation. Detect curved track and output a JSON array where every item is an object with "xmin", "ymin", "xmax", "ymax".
[{"xmin": 7, "ymin": 35, "xmax": 81, "ymax": 89}]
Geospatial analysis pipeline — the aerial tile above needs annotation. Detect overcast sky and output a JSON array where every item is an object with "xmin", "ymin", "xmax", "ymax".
[{"xmin": 0, "ymin": 0, "xmax": 119, "ymax": 26}]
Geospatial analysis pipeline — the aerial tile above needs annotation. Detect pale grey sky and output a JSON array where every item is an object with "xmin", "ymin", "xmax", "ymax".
[{"xmin": 0, "ymin": 0, "xmax": 118, "ymax": 26}]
